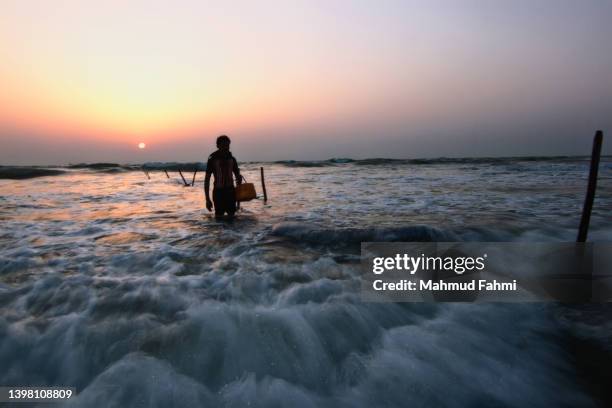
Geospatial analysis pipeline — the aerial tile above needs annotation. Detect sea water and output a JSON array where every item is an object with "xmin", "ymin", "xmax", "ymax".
[{"xmin": 1, "ymin": 157, "xmax": 611, "ymax": 407}]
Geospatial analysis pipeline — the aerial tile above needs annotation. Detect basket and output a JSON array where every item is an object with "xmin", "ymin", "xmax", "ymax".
[{"xmin": 235, "ymin": 177, "xmax": 257, "ymax": 202}]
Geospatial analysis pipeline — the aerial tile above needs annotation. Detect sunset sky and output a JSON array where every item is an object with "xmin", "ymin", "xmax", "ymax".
[{"xmin": 1, "ymin": 0, "xmax": 611, "ymax": 165}]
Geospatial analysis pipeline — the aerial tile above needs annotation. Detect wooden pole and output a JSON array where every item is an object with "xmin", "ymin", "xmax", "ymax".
[
  {"xmin": 143, "ymin": 169, "xmax": 150, "ymax": 180},
  {"xmin": 178, "ymin": 170, "xmax": 189, "ymax": 186},
  {"xmin": 191, "ymin": 169, "xmax": 198, "ymax": 186},
  {"xmin": 260, "ymin": 166, "xmax": 268, "ymax": 202},
  {"xmin": 164, "ymin": 169, "xmax": 170, "ymax": 178},
  {"xmin": 577, "ymin": 130, "xmax": 603, "ymax": 242}
]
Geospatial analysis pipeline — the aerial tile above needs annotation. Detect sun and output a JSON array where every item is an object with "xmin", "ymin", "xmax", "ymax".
[{"xmin": 138, "ymin": 142, "xmax": 146, "ymax": 149}]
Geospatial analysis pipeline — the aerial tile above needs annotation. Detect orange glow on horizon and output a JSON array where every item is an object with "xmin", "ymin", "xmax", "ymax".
[
  {"xmin": 0, "ymin": 1, "xmax": 428, "ymax": 146},
  {"xmin": 2, "ymin": 0, "xmax": 609, "ymax": 165}
]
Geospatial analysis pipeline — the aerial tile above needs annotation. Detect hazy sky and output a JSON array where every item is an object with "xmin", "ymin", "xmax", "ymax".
[{"xmin": 1, "ymin": 0, "xmax": 610, "ymax": 164}]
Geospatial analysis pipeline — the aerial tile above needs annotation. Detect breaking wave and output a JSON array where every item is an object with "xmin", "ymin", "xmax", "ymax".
[
  {"xmin": 273, "ymin": 160, "xmax": 337, "ymax": 168},
  {"xmin": 1, "ymin": 156, "xmax": 610, "ymax": 407},
  {"xmin": 142, "ymin": 162, "xmax": 207, "ymax": 171},
  {"xmin": 0, "ymin": 270, "xmax": 597, "ymax": 408},
  {"xmin": 67, "ymin": 163, "xmax": 123, "ymax": 169},
  {"xmin": 269, "ymin": 156, "xmax": 597, "ymax": 168},
  {"xmin": 271, "ymin": 222, "xmax": 455, "ymax": 245},
  {"xmin": 0, "ymin": 166, "xmax": 65, "ymax": 179}
]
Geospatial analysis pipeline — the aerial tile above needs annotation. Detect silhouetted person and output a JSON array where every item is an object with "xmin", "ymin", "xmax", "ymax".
[{"xmin": 204, "ymin": 135, "xmax": 241, "ymax": 219}]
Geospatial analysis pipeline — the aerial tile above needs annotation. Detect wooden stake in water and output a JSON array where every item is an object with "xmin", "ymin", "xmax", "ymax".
[
  {"xmin": 577, "ymin": 130, "xmax": 603, "ymax": 242},
  {"xmin": 178, "ymin": 170, "xmax": 189, "ymax": 186},
  {"xmin": 260, "ymin": 167, "xmax": 268, "ymax": 202}
]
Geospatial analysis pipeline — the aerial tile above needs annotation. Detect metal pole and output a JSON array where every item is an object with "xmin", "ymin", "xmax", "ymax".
[
  {"xmin": 164, "ymin": 170, "xmax": 170, "ymax": 178},
  {"xmin": 577, "ymin": 130, "xmax": 603, "ymax": 242},
  {"xmin": 191, "ymin": 170, "xmax": 198, "ymax": 186},
  {"xmin": 260, "ymin": 166, "xmax": 268, "ymax": 202}
]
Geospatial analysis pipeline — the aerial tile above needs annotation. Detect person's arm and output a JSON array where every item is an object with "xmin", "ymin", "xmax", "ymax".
[
  {"xmin": 233, "ymin": 157, "xmax": 242, "ymax": 185},
  {"xmin": 204, "ymin": 159, "xmax": 213, "ymax": 211}
]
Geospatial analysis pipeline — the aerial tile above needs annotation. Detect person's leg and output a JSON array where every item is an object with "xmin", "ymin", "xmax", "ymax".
[
  {"xmin": 213, "ymin": 188, "xmax": 226, "ymax": 218},
  {"xmin": 225, "ymin": 187, "xmax": 237, "ymax": 218}
]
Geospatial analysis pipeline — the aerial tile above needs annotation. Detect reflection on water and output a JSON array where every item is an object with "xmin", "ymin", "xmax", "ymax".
[{"xmin": 0, "ymin": 159, "xmax": 611, "ymax": 407}]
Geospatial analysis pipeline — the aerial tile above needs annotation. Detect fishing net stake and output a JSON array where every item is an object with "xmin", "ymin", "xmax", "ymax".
[
  {"xmin": 178, "ymin": 170, "xmax": 189, "ymax": 186},
  {"xmin": 260, "ymin": 167, "xmax": 268, "ymax": 202},
  {"xmin": 577, "ymin": 130, "xmax": 603, "ymax": 242}
]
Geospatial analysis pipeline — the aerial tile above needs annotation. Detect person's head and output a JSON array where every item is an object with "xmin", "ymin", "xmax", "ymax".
[{"xmin": 216, "ymin": 135, "xmax": 231, "ymax": 151}]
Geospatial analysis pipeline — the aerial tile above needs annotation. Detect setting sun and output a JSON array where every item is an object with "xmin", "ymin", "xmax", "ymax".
[{"xmin": 138, "ymin": 142, "xmax": 146, "ymax": 149}]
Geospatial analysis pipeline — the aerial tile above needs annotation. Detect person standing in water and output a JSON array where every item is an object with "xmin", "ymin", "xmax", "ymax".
[{"xmin": 204, "ymin": 135, "xmax": 242, "ymax": 218}]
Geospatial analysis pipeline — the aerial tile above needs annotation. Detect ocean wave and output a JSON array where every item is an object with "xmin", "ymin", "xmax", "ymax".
[
  {"xmin": 270, "ymin": 222, "xmax": 455, "ymax": 245},
  {"xmin": 269, "ymin": 222, "xmax": 574, "ymax": 244},
  {"xmin": 0, "ymin": 166, "xmax": 65, "ymax": 179},
  {"xmin": 96, "ymin": 168, "xmax": 130, "ymax": 174},
  {"xmin": 0, "ymin": 272, "xmax": 595, "ymax": 408},
  {"xmin": 269, "ymin": 156, "xmax": 595, "ymax": 167},
  {"xmin": 352, "ymin": 158, "xmax": 408, "ymax": 165},
  {"xmin": 68, "ymin": 163, "xmax": 122, "ymax": 169},
  {"xmin": 54, "ymin": 155, "xmax": 606, "ymax": 172},
  {"xmin": 142, "ymin": 162, "xmax": 206, "ymax": 171},
  {"xmin": 273, "ymin": 160, "xmax": 338, "ymax": 168},
  {"xmin": 2, "ymin": 156, "xmax": 610, "ymax": 407},
  {"xmin": 352, "ymin": 156, "xmax": 587, "ymax": 166},
  {"xmin": 67, "ymin": 163, "xmax": 143, "ymax": 173}
]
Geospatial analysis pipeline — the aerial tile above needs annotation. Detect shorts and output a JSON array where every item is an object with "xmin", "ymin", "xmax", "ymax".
[{"xmin": 213, "ymin": 187, "xmax": 236, "ymax": 216}]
